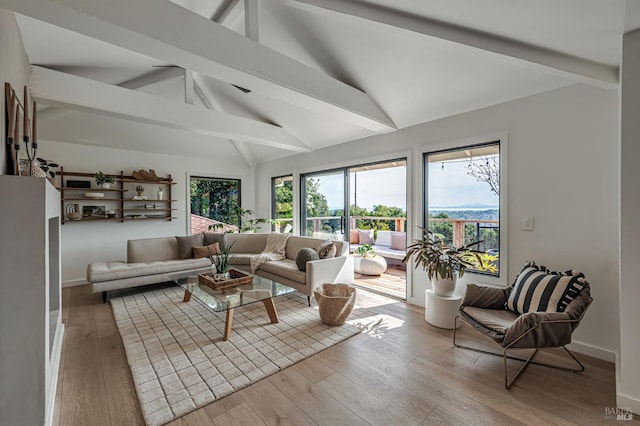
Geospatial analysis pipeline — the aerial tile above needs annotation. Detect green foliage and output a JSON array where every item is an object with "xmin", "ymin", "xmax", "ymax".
[
  {"xmin": 94, "ymin": 171, "xmax": 116, "ymax": 185},
  {"xmin": 212, "ymin": 240, "xmax": 236, "ymax": 273},
  {"xmin": 274, "ymin": 178, "xmax": 293, "ymax": 219},
  {"xmin": 36, "ymin": 158, "xmax": 59, "ymax": 179},
  {"xmin": 403, "ymin": 227, "xmax": 484, "ymax": 280},
  {"xmin": 191, "ymin": 178, "xmax": 240, "ymax": 226},
  {"xmin": 233, "ymin": 207, "xmax": 276, "ymax": 233},
  {"xmin": 354, "ymin": 244, "xmax": 376, "ymax": 257}
]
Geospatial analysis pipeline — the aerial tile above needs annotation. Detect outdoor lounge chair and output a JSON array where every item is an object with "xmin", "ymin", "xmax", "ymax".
[{"xmin": 453, "ymin": 262, "xmax": 593, "ymax": 389}]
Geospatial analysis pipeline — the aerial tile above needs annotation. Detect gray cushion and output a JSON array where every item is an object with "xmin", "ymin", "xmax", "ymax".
[
  {"xmin": 296, "ymin": 248, "xmax": 319, "ymax": 271},
  {"xmin": 175, "ymin": 234, "xmax": 204, "ymax": 259},
  {"xmin": 87, "ymin": 258, "xmax": 211, "ymax": 283}
]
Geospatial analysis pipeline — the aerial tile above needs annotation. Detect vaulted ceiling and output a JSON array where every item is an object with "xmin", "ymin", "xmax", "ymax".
[{"xmin": 5, "ymin": 0, "xmax": 639, "ymax": 165}]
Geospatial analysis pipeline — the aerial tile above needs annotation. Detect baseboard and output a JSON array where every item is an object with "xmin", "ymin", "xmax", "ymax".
[
  {"xmin": 617, "ymin": 393, "xmax": 640, "ymax": 415},
  {"xmin": 62, "ymin": 278, "xmax": 87, "ymax": 287},
  {"xmin": 566, "ymin": 340, "xmax": 616, "ymax": 362},
  {"xmin": 46, "ymin": 322, "xmax": 64, "ymax": 426}
]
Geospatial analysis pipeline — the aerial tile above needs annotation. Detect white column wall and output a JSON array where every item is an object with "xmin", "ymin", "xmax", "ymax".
[
  {"xmin": 0, "ymin": 8, "xmax": 31, "ymax": 175},
  {"xmin": 255, "ymin": 83, "xmax": 619, "ymax": 359},
  {"xmin": 618, "ymin": 29, "xmax": 640, "ymax": 412},
  {"xmin": 37, "ymin": 140, "xmax": 254, "ymax": 285}
]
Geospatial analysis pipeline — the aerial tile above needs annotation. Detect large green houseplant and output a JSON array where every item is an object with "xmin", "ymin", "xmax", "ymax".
[{"xmin": 403, "ymin": 226, "xmax": 485, "ymax": 297}]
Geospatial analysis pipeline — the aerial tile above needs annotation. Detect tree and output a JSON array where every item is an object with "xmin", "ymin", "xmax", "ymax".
[
  {"xmin": 190, "ymin": 178, "xmax": 240, "ymax": 226},
  {"xmin": 274, "ymin": 179, "xmax": 293, "ymax": 219},
  {"xmin": 466, "ymin": 154, "xmax": 499, "ymax": 196}
]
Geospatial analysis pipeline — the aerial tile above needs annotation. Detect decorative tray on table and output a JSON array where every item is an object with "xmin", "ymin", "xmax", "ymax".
[{"xmin": 198, "ymin": 269, "xmax": 253, "ymax": 290}]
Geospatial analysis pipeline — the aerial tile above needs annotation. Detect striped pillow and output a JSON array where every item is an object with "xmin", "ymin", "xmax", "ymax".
[{"xmin": 506, "ymin": 261, "xmax": 587, "ymax": 315}]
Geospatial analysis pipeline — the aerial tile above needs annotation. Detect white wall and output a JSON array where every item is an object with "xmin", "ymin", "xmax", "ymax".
[
  {"xmin": 618, "ymin": 29, "xmax": 640, "ymax": 412},
  {"xmin": 37, "ymin": 140, "xmax": 254, "ymax": 285},
  {"xmin": 0, "ymin": 8, "xmax": 31, "ymax": 175},
  {"xmin": 255, "ymin": 83, "xmax": 619, "ymax": 359}
]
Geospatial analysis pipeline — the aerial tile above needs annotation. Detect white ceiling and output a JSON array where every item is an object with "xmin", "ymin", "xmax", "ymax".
[{"xmin": 12, "ymin": 0, "xmax": 638, "ymax": 164}]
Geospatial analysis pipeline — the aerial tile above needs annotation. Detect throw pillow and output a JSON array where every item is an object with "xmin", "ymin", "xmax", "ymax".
[
  {"xmin": 506, "ymin": 261, "xmax": 588, "ymax": 315},
  {"xmin": 296, "ymin": 248, "xmax": 319, "ymax": 271},
  {"xmin": 349, "ymin": 229, "xmax": 360, "ymax": 244},
  {"xmin": 193, "ymin": 243, "xmax": 221, "ymax": 259},
  {"xmin": 358, "ymin": 229, "xmax": 374, "ymax": 245},
  {"xmin": 203, "ymin": 231, "xmax": 225, "ymax": 246},
  {"xmin": 317, "ymin": 239, "xmax": 337, "ymax": 259},
  {"xmin": 176, "ymin": 234, "xmax": 204, "ymax": 259},
  {"xmin": 390, "ymin": 232, "xmax": 406, "ymax": 250}
]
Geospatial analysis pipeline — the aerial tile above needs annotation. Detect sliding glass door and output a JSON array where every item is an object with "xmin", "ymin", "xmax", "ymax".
[{"xmin": 300, "ymin": 169, "xmax": 348, "ymax": 241}]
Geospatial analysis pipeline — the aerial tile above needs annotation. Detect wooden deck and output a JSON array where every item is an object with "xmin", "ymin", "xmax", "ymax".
[{"xmin": 354, "ymin": 264, "xmax": 406, "ymax": 300}]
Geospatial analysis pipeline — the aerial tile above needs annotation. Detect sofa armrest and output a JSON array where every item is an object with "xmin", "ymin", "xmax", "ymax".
[
  {"xmin": 306, "ymin": 256, "xmax": 354, "ymax": 294},
  {"xmin": 462, "ymin": 284, "xmax": 509, "ymax": 309}
]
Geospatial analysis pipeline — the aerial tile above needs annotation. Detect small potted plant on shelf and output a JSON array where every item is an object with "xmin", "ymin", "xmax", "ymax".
[
  {"xmin": 211, "ymin": 240, "xmax": 236, "ymax": 281},
  {"xmin": 402, "ymin": 226, "xmax": 486, "ymax": 297},
  {"xmin": 94, "ymin": 171, "xmax": 116, "ymax": 189}
]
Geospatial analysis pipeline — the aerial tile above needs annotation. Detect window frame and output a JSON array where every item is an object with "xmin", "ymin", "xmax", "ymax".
[{"xmin": 422, "ymin": 136, "xmax": 508, "ymax": 287}]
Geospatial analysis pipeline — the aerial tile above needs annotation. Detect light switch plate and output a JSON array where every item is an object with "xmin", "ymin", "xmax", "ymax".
[{"xmin": 522, "ymin": 216, "xmax": 534, "ymax": 231}]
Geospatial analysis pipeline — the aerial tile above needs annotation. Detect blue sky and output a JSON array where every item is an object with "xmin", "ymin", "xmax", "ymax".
[{"xmin": 311, "ymin": 160, "xmax": 497, "ymax": 211}]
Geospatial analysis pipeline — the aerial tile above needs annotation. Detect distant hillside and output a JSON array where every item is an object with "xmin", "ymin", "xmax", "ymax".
[{"xmin": 429, "ymin": 209, "xmax": 499, "ymax": 220}]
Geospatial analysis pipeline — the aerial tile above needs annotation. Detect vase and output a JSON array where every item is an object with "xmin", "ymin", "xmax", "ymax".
[
  {"xmin": 214, "ymin": 272, "xmax": 230, "ymax": 281},
  {"xmin": 101, "ymin": 182, "xmax": 111, "ymax": 189},
  {"xmin": 431, "ymin": 271, "xmax": 458, "ymax": 297},
  {"xmin": 157, "ymin": 188, "xmax": 164, "ymax": 200},
  {"xmin": 19, "ymin": 159, "xmax": 46, "ymax": 178}
]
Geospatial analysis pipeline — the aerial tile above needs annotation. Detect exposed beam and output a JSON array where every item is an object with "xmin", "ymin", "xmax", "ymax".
[
  {"xmin": 1, "ymin": 0, "xmax": 395, "ymax": 132},
  {"xmin": 31, "ymin": 66, "xmax": 310, "ymax": 152},
  {"xmin": 244, "ymin": 0, "xmax": 259, "ymax": 42},
  {"xmin": 287, "ymin": 0, "xmax": 619, "ymax": 88},
  {"xmin": 193, "ymin": 75, "xmax": 255, "ymax": 167},
  {"xmin": 184, "ymin": 69, "xmax": 194, "ymax": 104},
  {"xmin": 40, "ymin": 66, "xmax": 185, "ymax": 121},
  {"xmin": 213, "ymin": 0, "xmax": 243, "ymax": 26}
]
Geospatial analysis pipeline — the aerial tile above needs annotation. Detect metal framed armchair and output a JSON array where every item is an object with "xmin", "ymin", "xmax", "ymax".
[{"xmin": 453, "ymin": 281, "xmax": 592, "ymax": 389}]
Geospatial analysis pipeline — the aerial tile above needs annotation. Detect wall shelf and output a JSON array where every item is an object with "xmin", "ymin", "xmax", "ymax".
[{"xmin": 56, "ymin": 168, "xmax": 175, "ymax": 224}]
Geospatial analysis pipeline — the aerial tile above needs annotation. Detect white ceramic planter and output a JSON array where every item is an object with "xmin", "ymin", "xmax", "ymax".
[{"xmin": 430, "ymin": 271, "xmax": 458, "ymax": 297}]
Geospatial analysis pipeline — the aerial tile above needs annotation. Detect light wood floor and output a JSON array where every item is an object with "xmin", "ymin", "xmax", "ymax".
[
  {"xmin": 354, "ymin": 264, "xmax": 406, "ymax": 300},
  {"xmin": 54, "ymin": 284, "xmax": 619, "ymax": 426}
]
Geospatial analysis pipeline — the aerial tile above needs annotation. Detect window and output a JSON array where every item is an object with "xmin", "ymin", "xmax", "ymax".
[
  {"xmin": 271, "ymin": 175, "xmax": 293, "ymax": 233},
  {"xmin": 190, "ymin": 176, "xmax": 241, "ymax": 235},
  {"xmin": 424, "ymin": 141, "xmax": 502, "ymax": 278}
]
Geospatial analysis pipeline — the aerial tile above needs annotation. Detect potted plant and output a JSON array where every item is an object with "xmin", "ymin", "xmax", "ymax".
[
  {"xmin": 403, "ymin": 226, "xmax": 484, "ymax": 297},
  {"xmin": 211, "ymin": 240, "xmax": 236, "ymax": 280},
  {"xmin": 354, "ymin": 243, "xmax": 376, "ymax": 258},
  {"xmin": 95, "ymin": 171, "xmax": 116, "ymax": 189},
  {"xmin": 36, "ymin": 158, "xmax": 59, "ymax": 182}
]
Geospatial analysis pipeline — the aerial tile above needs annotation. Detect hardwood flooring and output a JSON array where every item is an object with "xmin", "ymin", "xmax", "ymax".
[
  {"xmin": 354, "ymin": 264, "xmax": 406, "ymax": 300},
  {"xmin": 54, "ymin": 284, "xmax": 619, "ymax": 426}
]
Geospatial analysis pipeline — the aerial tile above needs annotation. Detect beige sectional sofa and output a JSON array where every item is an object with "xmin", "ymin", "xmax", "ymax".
[{"xmin": 87, "ymin": 233, "xmax": 353, "ymax": 303}]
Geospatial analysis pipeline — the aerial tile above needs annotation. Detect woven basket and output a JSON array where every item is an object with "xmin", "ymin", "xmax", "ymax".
[{"xmin": 314, "ymin": 283, "xmax": 357, "ymax": 326}]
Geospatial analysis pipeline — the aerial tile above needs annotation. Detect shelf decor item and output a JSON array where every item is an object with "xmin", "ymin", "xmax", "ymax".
[
  {"xmin": 94, "ymin": 171, "xmax": 116, "ymax": 189},
  {"xmin": 136, "ymin": 185, "xmax": 145, "ymax": 196},
  {"xmin": 157, "ymin": 186, "xmax": 164, "ymax": 200}
]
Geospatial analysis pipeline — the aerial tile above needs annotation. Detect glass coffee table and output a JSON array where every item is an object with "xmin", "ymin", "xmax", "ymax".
[{"xmin": 170, "ymin": 269, "xmax": 296, "ymax": 341}]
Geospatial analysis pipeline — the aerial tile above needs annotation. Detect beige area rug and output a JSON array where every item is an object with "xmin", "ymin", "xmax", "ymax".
[{"xmin": 111, "ymin": 286, "xmax": 377, "ymax": 426}]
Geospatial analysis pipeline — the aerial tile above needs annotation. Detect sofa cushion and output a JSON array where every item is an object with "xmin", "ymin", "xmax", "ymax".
[
  {"xmin": 203, "ymin": 232, "xmax": 225, "ymax": 246},
  {"xmin": 460, "ymin": 306, "xmax": 518, "ymax": 335},
  {"xmin": 193, "ymin": 243, "xmax": 220, "ymax": 259},
  {"xmin": 376, "ymin": 231, "xmax": 392, "ymax": 247},
  {"xmin": 225, "ymin": 233, "xmax": 268, "ymax": 254},
  {"xmin": 230, "ymin": 253, "xmax": 254, "ymax": 266},
  {"xmin": 358, "ymin": 229, "xmax": 374, "ymax": 244},
  {"xmin": 506, "ymin": 261, "xmax": 587, "ymax": 315},
  {"xmin": 127, "ymin": 237, "xmax": 178, "ymax": 263},
  {"xmin": 349, "ymin": 229, "xmax": 359, "ymax": 244},
  {"xmin": 316, "ymin": 240, "xmax": 336, "ymax": 259},
  {"xmin": 176, "ymin": 234, "xmax": 204, "ymax": 259},
  {"xmin": 390, "ymin": 232, "xmax": 406, "ymax": 250},
  {"xmin": 285, "ymin": 236, "xmax": 323, "ymax": 259},
  {"xmin": 260, "ymin": 259, "xmax": 306, "ymax": 283},
  {"xmin": 296, "ymin": 248, "xmax": 319, "ymax": 271},
  {"xmin": 88, "ymin": 258, "xmax": 211, "ymax": 283}
]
